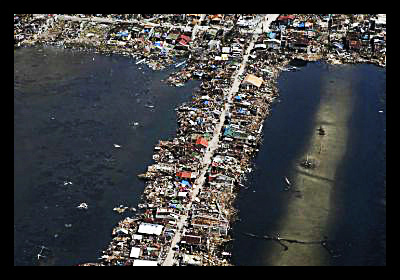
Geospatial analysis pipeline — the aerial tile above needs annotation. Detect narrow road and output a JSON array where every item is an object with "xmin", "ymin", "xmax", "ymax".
[{"xmin": 161, "ymin": 14, "xmax": 279, "ymax": 266}]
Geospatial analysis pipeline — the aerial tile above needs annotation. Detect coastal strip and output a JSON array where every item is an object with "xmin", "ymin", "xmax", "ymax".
[{"xmin": 14, "ymin": 14, "xmax": 385, "ymax": 266}]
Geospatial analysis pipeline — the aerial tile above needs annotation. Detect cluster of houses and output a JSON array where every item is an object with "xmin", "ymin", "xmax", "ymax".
[{"xmin": 15, "ymin": 14, "xmax": 385, "ymax": 266}]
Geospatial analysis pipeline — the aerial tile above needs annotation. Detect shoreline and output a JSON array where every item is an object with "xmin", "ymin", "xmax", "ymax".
[{"xmin": 14, "ymin": 14, "xmax": 385, "ymax": 266}]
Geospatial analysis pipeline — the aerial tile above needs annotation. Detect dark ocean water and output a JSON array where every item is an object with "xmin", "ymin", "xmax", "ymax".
[
  {"xmin": 14, "ymin": 47, "xmax": 385, "ymax": 266},
  {"xmin": 14, "ymin": 46, "xmax": 200, "ymax": 266},
  {"xmin": 231, "ymin": 62, "xmax": 386, "ymax": 266}
]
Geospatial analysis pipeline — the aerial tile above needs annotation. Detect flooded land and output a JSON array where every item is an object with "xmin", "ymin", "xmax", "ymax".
[{"xmin": 15, "ymin": 14, "xmax": 385, "ymax": 266}]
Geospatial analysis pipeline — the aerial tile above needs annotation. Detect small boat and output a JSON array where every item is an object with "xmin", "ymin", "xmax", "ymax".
[
  {"xmin": 145, "ymin": 105, "xmax": 155, "ymax": 109},
  {"xmin": 138, "ymin": 172, "xmax": 155, "ymax": 180},
  {"xmin": 281, "ymin": 66, "xmax": 299, "ymax": 72},
  {"xmin": 77, "ymin": 202, "xmax": 88, "ymax": 209},
  {"xmin": 318, "ymin": 126, "xmax": 326, "ymax": 135},
  {"xmin": 113, "ymin": 144, "xmax": 121, "ymax": 148},
  {"xmin": 136, "ymin": 58, "xmax": 146, "ymax": 65},
  {"xmin": 175, "ymin": 60, "xmax": 186, "ymax": 68},
  {"xmin": 285, "ymin": 177, "xmax": 291, "ymax": 186},
  {"xmin": 244, "ymin": 232, "xmax": 257, "ymax": 238}
]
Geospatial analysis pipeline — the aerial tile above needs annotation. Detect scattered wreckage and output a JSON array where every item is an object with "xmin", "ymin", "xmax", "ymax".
[{"xmin": 14, "ymin": 13, "xmax": 386, "ymax": 266}]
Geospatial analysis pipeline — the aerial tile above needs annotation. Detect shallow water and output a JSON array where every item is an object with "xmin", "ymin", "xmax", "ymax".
[
  {"xmin": 231, "ymin": 62, "xmax": 386, "ymax": 266},
  {"xmin": 14, "ymin": 46, "xmax": 200, "ymax": 266},
  {"xmin": 14, "ymin": 47, "xmax": 386, "ymax": 266}
]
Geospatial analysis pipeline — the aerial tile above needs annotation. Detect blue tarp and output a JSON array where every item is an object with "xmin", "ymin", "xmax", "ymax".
[
  {"xmin": 234, "ymin": 96, "xmax": 242, "ymax": 101},
  {"xmin": 116, "ymin": 31, "xmax": 129, "ymax": 37},
  {"xmin": 298, "ymin": 22, "xmax": 305, "ymax": 28},
  {"xmin": 267, "ymin": 32, "xmax": 276, "ymax": 39},
  {"xmin": 332, "ymin": 42, "xmax": 344, "ymax": 49},
  {"xmin": 237, "ymin": 108, "xmax": 246, "ymax": 114},
  {"xmin": 224, "ymin": 126, "xmax": 232, "ymax": 137},
  {"xmin": 181, "ymin": 180, "xmax": 191, "ymax": 187}
]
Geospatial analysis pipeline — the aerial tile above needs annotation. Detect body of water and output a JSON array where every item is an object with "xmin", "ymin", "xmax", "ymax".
[
  {"xmin": 14, "ymin": 46, "xmax": 199, "ymax": 266},
  {"xmin": 14, "ymin": 47, "xmax": 385, "ymax": 266},
  {"xmin": 231, "ymin": 62, "xmax": 386, "ymax": 266}
]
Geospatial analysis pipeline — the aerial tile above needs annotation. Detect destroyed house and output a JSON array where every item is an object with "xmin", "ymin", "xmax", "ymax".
[
  {"xmin": 208, "ymin": 14, "xmax": 223, "ymax": 22},
  {"xmin": 374, "ymin": 15, "xmax": 386, "ymax": 30},
  {"xmin": 294, "ymin": 21, "xmax": 306, "ymax": 30},
  {"xmin": 204, "ymin": 28, "xmax": 218, "ymax": 40},
  {"xmin": 242, "ymin": 74, "xmax": 263, "ymax": 88},
  {"xmin": 147, "ymin": 163, "xmax": 176, "ymax": 174},
  {"xmin": 191, "ymin": 214, "xmax": 229, "ymax": 235},
  {"xmin": 183, "ymin": 25, "xmax": 193, "ymax": 36},
  {"xmin": 172, "ymin": 14, "xmax": 185, "ymax": 23},
  {"xmin": 165, "ymin": 32, "xmax": 180, "ymax": 44},
  {"xmin": 208, "ymin": 173, "xmax": 235, "ymax": 185},
  {"xmin": 182, "ymin": 254, "xmax": 202, "ymax": 266},
  {"xmin": 177, "ymin": 34, "xmax": 191, "ymax": 46},
  {"xmin": 181, "ymin": 234, "xmax": 202, "ymax": 245},
  {"xmin": 263, "ymin": 39, "xmax": 281, "ymax": 50},
  {"xmin": 176, "ymin": 171, "xmax": 196, "ymax": 180},
  {"xmin": 288, "ymin": 37, "xmax": 309, "ymax": 51},
  {"xmin": 186, "ymin": 14, "xmax": 201, "ymax": 19},
  {"xmin": 195, "ymin": 137, "xmax": 208, "ymax": 148},
  {"xmin": 155, "ymin": 208, "xmax": 178, "ymax": 220},
  {"xmin": 349, "ymin": 39, "xmax": 362, "ymax": 51},
  {"xmin": 137, "ymin": 223, "xmax": 164, "ymax": 237},
  {"xmin": 277, "ymin": 15, "xmax": 295, "ymax": 26}
]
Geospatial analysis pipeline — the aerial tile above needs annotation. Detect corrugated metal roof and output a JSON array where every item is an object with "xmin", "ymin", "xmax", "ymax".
[{"xmin": 242, "ymin": 74, "xmax": 263, "ymax": 88}]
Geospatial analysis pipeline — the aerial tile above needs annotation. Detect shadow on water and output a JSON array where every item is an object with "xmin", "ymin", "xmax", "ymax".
[
  {"xmin": 231, "ymin": 62, "xmax": 386, "ymax": 266},
  {"xmin": 231, "ymin": 61, "xmax": 326, "ymax": 265},
  {"xmin": 14, "ymin": 46, "xmax": 200, "ymax": 265},
  {"xmin": 326, "ymin": 64, "xmax": 386, "ymax": 266}
]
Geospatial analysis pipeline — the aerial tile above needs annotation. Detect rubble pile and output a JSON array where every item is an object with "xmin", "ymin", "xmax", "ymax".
[
  {"xmin": 15, "ymin": 14, "xmax": 385, "ymax": 266},
  {"xmin": 269, "ymin": 14, "xmax": 386, "ymax": 66}
]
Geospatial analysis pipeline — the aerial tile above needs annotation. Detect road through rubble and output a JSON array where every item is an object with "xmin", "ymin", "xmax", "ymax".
[{"xmin": 162, "ymin": 14, "xmax": 279, "ymax": 266}]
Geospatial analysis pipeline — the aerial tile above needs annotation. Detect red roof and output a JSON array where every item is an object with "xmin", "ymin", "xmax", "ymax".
[
  {"xmin": 277, "ymin": 15, "xmax": 295, "ymax": 21},
  {"xmin": 178, "ymin": 39, "xmax": 189, "ymax": 46},
  {"xmin": 176, "ymin": 171, "xmax": 192, "ymax": 178},
  {"xmin": 196, "ymin": 137, "xmax": 208, "ymax": 147},
  {"xmin": 209, "ymin": 14, "xmax": 223, "ymax": 21},
  {"xmin": 179, "ymin": 34, "xmax": 191, "ymax": 42},
  {"xmin": 181, "ymin": 235, "xmax": 202, "ymax": 245}
]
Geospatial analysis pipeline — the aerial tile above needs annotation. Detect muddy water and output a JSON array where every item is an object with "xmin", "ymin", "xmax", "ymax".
[
  {"xmin": 14, "ymin": 46, "xmax": 200, "ymax": 266},
  {"xmin": 231, "ymin": 62, "xmax": 386, "ymax": 266}
]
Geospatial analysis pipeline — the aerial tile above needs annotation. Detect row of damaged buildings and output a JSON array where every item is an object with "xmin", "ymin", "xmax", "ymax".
[
  {"xmin": 87, "ymin": 16, "xmax": 272, "ymax": 266},
  {"xmin": 263, "ymin": 14, "xmax": 386, "ymax": 66},
  {"xmin": 16, "ymin": 14, "xmax": 385, "ymax": 266}
]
